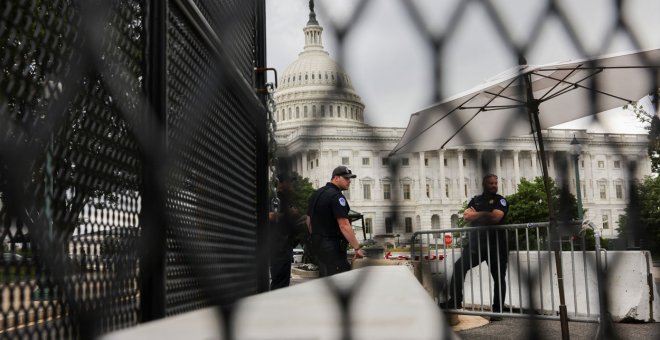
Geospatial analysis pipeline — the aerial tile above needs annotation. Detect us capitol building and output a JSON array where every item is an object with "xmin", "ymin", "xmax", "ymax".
[{"xmin": 273, "ymin": 6, "xmax": 651, "ymax": 241}]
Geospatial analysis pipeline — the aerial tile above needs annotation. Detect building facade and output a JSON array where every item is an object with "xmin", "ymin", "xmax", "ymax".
[{"xmin": 273, "ymin": 6, "xmax": 651, "ymax": 240}]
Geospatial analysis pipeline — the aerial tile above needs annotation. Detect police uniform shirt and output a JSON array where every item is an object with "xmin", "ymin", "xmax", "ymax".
[
  {"xmin": 307, "ymin": 182, "xmax": 350, "ymax": 237},
  {"xmin": 467, "ymin": 192, "xmax": 509, "ymax": 226}
]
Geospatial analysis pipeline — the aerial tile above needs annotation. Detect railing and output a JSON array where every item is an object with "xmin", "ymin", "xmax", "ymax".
[{"xmin": 411, "ymin": 221, "xmax": 610, "ymax": 322}]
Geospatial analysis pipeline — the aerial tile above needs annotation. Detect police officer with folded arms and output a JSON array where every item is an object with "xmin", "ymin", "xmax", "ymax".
[
  {"xmin": 443, "ymin": 173, "xmax": 509, "ymax": 318},
  {"xmin": 306, "ymin": 166, "xmax": 366, "ymax": 277}
]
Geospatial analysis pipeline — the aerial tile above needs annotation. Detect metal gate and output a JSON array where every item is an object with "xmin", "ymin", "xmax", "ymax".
[{"xmin": 1, "ymin": 0, "xmax": 268, "ymax": 338}]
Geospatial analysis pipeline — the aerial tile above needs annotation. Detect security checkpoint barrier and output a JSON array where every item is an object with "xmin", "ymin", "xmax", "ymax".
[{"xmin": 411, "ymin": 224, "xmax": 660, "ymax": 322}]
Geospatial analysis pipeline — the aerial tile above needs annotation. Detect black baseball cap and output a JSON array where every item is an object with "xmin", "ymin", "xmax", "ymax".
[{"xmin": 332, "ymin": 166, "xmax": 357, "ymax": 178}]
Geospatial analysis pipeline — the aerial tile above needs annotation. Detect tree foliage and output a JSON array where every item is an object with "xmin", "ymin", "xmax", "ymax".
[
  {"xmin": 625, "ymin": 91, "xmax": 660, "ymax": 174},
  {"xmin": 505, "ymin": 177, "xmax": 578, "ymax": 224},
  {"xmin": 616, "ymin": 176, "xmax": 660, "ymax": 254}
]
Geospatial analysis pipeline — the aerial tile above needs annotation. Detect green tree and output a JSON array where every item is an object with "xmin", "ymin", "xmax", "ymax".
[
  {"xmin": 624, "ymin": 91, "xmax": 660, "ymax": 174},
  {"xmin": 503, "ymin": 177, "xmax": 606, "ymax": 250},
  {"xmin": 616, "ymin": 176, "xmax": 660, "ymax": 254}
]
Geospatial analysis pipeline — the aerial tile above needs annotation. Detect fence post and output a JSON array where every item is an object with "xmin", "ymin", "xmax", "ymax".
[
  {"xmin": 254, "ymin": 0, "xmax": 270, "ymax": 293},
  {"xmin": 139, "ymin": 0, "xmax": 168, "ymax": 321}
]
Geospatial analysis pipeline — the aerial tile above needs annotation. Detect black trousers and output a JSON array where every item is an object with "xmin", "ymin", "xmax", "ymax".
[
  {"xmin": 269, "ymin": 233, "xmax": 293, "ymax": 290},
  {"xmin": 311, "ymin": 234, "xmax": 350, "ymax": 277},
  {"xmin": 448, "ymin": 236, "xmax": 508, "ymax": 311}
]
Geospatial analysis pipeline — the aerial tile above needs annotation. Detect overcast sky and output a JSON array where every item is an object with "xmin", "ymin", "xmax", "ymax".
[{"xmin": 266, "ymin": 0, "xmax": 659, "ymax": 133}]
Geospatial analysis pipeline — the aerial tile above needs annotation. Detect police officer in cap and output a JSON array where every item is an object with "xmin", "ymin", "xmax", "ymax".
[
  {"xmin": 306, "ymin": 166, "xmax": 366, "ymax": 277},
  {"xmin": 443, "ymin": 174, "xmax": 509, "ymax": 317}
]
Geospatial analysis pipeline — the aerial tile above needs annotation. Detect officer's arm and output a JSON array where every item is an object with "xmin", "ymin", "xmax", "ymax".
[
  {"xmin": 337, "ymin": 217, "xmax": 361, "ymax": 250},
  {"xmin": 306, "ymin": 215, "xmax": 312, "ymax": 234},
  {"xmin": 464, "ymin": 208, "xmax": 505, "ymax": 223}
]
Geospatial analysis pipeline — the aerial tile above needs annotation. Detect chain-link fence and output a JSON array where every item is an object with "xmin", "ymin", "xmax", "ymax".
[
  {"xmin": 270, "ymin": 1, "xmax": 658, "ymax": 339},
  {"xmin": 1, "ymin": 0, "xmax": 659, "ymax": 339},
  {"xmin": 1, "ymin": 0, "xmax": 267, "ymax": 338}
]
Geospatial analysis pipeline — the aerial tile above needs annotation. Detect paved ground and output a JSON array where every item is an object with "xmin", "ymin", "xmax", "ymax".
[
  {"xmin": 457, "ymin": 266, "xmax": 660, "ymax": 339},
  {"xmin": 289, "ymin": 264, "xmax": 660, "ymax": 339},
  {"xmin": 456, "ymin": 317, "xmax": 660, "ymax": 340}
]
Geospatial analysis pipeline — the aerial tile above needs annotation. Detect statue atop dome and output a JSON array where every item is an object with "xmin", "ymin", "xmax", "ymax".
[{"xmin": 307, "ymin": 0, "xmax": 318, "ymax": 25}]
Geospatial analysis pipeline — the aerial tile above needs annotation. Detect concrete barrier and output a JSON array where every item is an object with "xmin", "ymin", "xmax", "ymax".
[
  {"xmin": 431, "ymin": 250, "xmax": 658, "ymax": 322},
  {"xmin": 101, "ymin": 266, "xmax": 458, "ymax": 340}
]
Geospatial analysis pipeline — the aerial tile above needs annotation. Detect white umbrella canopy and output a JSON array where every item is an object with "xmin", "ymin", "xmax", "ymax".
[{"xmin": 392, "ymin": 48, "xmax": 660, "ymax": 155}]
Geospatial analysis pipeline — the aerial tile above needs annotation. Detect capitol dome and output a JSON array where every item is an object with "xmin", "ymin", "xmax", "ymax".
[{"xmin": 273, "ymin": 5, "xmax": 365, "ymax": 130}]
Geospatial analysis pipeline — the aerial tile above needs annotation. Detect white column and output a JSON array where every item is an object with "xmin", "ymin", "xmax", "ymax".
[
  {"xmin": 457, "ymin": 149, "xmax": 465, "ymax": 199},
  {"xmin": 531, "ymin": 151, "xmax": 538, "ymax": 179},
  {"xmin": 301, "ymin": 152, "xmax": 308, "ymax": 178},
  {"xmin": 513, "ymin": 149, "xmax": 520, "ymax": 191},
  {"xmin": 476, "ymin": 149, "xmax": 483, "ymax": 180},
  {"xmin": 606, "ymin": 155, "xmax": 613, "ymax": 203},
  {"xmin": 585, "ymin": 151, "xmax": 593, "ymax": 202},
  {"xmin": 438, "ymin": 150, "xmax": 446, "ymax": 200},
  {"xmin": 496, "ymin": 149, "xmax": 502, "ymax": 191},
  {"xmin": 418, "ymin": 152, "xmax": 427, "ymax": 201}
]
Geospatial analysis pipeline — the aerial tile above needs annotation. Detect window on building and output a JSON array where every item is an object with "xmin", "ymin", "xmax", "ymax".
[
  {"xmin": 304, "ymin": 106, "xmax": 308, "ymax": 117},
  {"xmin": 381, "ymin": 157, "xmax": 389, "ymax": 166},
  {"xmin": 450, "ymin": 214, "xmax": 459, "ymax": 228},
  {"xmin": 463, "ymin": 159, "xmax": 467, "ymax": 166},
  {"xmin": 581, "ymin": 160, "xmax": 584, "ymax": 168},
  {"xmin": 431, "ymin": 215, "xmax": 440, "ymax": 230},
  {"xmin": 615, "ymin": 184, "xmax": 623, "ymax": 199},
  {"xmin": 342, "ymin": 157, "xmax": 349, "ymax": 165},
  {"xmin": 329, "ymin": 105, "xmax": 333, "ymax": 117},
  {"xmin": 464, "ymin": 183, "xmax": 468, "ymax": 197},
  {"xmin": 445, "ymin": 183, "xmax": 450, "ymax": 198},
  {"xmin": 365, "ymin": 218, "xmax": 372, "ymax": 234},
  {"xmin": 312, "ymin": 105, "xmax": 316, "ymax": 117},
  {"xmin": 426, "ymin": 184, "xmax": 431, "ymax": 198},
  {"xmin": 383, "ymin": 184, "xmax": 391, "ymax": 200},
  {"xmin": 288, "ymin": 108, "xmax": 292, "ymax": 120},
  {"xmin": 385, "ymin": 217, "xmax": 393, "ymax": 234},
  {"xmin": 310, "ymin": 161, "xmax": 314, "ymax": 169},
  {"xmin": 405, "ymin": 217, "xmax": 413, "ymax": 233},
  {"xmin": 362, "ymin": 157, "xmax": 370, "ymax": 166},
  {"xmin": 403, "ymin": 184, "xmax": 411, "ymax": 200},
  {"xmin": 599, "ymin": 183, "xmax": 607, "ymax": 199},
  {"xmin": 444, "ymin": 158, "xmax": 448, "ymax": 167},
  {"xmin": 602, "ymin": 214, "xmax": 609, "ymax": 229},
  {"xmin": 402, "ymin": 158, "xmax": 410, "ymax": 166},
  {"xmin": 424, "ymin": 158, "xmax": 429, "ymax": 166},
  {"xmin": 363, "ymin": 184, "xmax": 371, "ymax": 200},
  {"xmin": 321, "ymin": 105, "xmax": 325, "ymax": 117},
  {"xmin": 316, "ymin": 159, "xmax": 318, "ymax": 166},
  {"xmin": 598, "ymin": 160, "xmax": 604, "ymax": 168},
  {"xmin": 613, "ymin": 160, "xmax": 621, "ymax": 168},
  {"xmin": 296, "ymin": 107, "xmax": 300, "ymax": 118}
]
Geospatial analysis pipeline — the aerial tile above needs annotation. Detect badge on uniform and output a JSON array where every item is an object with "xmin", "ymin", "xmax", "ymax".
[
  {"xmin": 339, "ymin": 197, "xmax": 346, "ymax": 206},
  {"xmin": 500, "ymin": 198, "xmax": 507, "ymax": 206}
]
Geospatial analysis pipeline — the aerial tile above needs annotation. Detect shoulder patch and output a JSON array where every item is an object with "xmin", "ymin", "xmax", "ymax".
[
  {"xmin": 500, "ymin": 198, "xmax": 507, "ymax": 206},
  {"xmin": 338, "ymin": 197, "xmax": 346, "ymax": 207}
]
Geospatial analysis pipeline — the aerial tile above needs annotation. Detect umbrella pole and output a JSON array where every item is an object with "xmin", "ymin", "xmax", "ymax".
[
  {"xmin": 523, "ymin": 68, "xmax": 570, "ymax": 339},
  {"xmin": 530, "ymin": 107, "xmax": 571, "ymax": 340}
]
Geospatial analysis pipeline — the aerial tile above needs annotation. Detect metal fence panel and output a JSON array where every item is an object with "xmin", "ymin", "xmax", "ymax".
[{"xmin": 1, "ymin": 0, "xmax": 266, "ymax": 338}]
